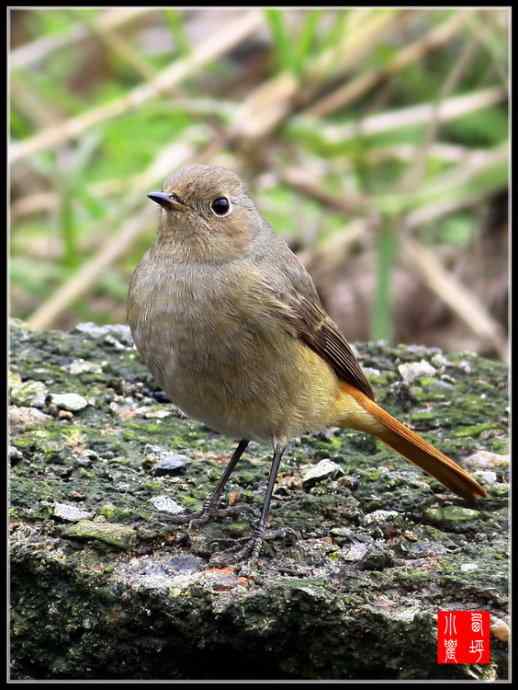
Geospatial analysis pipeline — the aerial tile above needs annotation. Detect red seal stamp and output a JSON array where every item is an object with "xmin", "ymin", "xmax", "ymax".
[{"xmin": 437, "ymin": 610, "xmax": 491, "ymax": 664}]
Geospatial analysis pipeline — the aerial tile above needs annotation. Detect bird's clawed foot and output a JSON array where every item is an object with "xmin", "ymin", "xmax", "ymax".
[
  {"xmin": 208, "ymin": 526, "xmax": 298, "ymax": 567},
  {"xmin": 160, "ymin": 503, "xmax": 256, "ymax": 529},
  {"xmin": 209, "ymin": 533, "xmax": 264, "ymax": 567}
]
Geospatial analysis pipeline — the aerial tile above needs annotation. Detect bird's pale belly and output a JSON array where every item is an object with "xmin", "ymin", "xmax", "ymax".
[{"xmin": 145, "ymin": 326, "xmax": 341, "ymax": 442}]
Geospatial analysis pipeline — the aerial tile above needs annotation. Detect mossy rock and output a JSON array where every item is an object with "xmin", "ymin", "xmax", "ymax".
[{"xmin": 9, "ymin": 320, "xmax": 509, "ymax": 680}]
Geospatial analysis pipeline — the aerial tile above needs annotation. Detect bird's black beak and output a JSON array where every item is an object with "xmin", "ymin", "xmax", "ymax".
[{"xmin": 147, "ymin": 191, "xmax": 173, "ymax": 209}]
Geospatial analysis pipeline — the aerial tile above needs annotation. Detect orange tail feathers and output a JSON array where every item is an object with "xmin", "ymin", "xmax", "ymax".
[{"xmin": 339, "ymin": 383, "xmax": 486, "ymax": 501}]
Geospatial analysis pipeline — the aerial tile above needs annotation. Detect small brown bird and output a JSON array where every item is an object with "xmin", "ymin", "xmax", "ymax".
[{"xmin": 127, "ymin": 165, "xmax": 486, "ymax": 562}]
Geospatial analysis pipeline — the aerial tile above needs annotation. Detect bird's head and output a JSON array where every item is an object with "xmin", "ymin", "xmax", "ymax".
[{"xmin": 148, "ymin": 164, "xmax": 263, "ymax": 262}]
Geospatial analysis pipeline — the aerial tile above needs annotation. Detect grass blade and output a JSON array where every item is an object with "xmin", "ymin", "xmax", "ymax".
[{"xmin": 372, "ymin": 223, "xmax": 398, "ymax": 341}]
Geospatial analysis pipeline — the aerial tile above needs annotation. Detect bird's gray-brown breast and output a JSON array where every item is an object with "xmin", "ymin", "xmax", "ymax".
[{"xmin": 127, "ymin": 246, "xmax": 300, "ymax": 439}]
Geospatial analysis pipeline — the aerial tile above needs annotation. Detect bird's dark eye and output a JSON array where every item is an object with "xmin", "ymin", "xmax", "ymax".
[{"xmin": 210, "ymin": 196, "xmax": 231, "ymax": 216}]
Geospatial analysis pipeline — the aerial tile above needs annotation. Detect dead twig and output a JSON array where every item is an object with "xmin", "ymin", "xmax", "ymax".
[
  {"xmin": 291, "ymin": 87, "xmax": 506, "ymax": 145},
  {"xmin": 280, "ymin": 167, "xmax": 371, "ymax": 217},
  {"xmin": 10, "ymin": 76, "xmax": 65, "ymax": 129},
  {"xmin": 464, "ymin": 10, "xmax": 509, "ymax": 88},
  {"xmin": 298, "ymin": 220, "xmax": 366, "ymax": 278},
  {"xmin": 407, "ymin": 144, "xmax": 507, "ymax": 205},
  {"xmin": 400, "ymin": 237, "xmax": 508, "ymax": 361},
  {"xmin": 399, "ymin": 31, "xmax": 479, "ymax": 191},
  {"xmin": 77, "ymin": 12, "xmax": 156, "ymax": 81},
  {"xmin": 281, "ymin": 146, "xmax": 507, "ymax": 222},
  {"xmin": 12, "ymin": 192, "xmax": 57, "ymax": 219},
  {"xmin": 293, "ymin": 184, "xmax": 504, "ymax": 273},
  {"xmin": 230, "ymin": 9, "xmax": 400, "ymax": 142},
  {"xmin": 10, "ymin": 7, "xmax": 153, "ymax": 70},
  {"xmin": 305, "ymin": 11, "xmax": 470, "ymax": 119},
  {"xmin": 364, "ymin": 142, "xmax": 488, "ymax": 165},
  {"xmin": 27, "ymin": 205, "xmax": 157, "ymax": 332},
  {"xmin": 10, "ymin": 10, "xmax": 263, "ymax": 165}
]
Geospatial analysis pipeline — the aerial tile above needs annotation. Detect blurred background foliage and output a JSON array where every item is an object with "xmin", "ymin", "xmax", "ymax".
[{"xmin": 9, "ymin": 8, "xmax": 509, "ymax": 360}]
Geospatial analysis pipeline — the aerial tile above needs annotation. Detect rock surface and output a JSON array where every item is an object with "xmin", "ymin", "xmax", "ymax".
[{"xmin": 9, "ymin": 320, "xmax": 509, "ymax": 680}]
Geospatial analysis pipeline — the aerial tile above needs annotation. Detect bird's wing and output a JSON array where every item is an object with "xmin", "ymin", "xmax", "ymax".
[
  {"xmin": 252, "ymin": 246, "xmax": 375, "ymax": 401},
  {"xmin": 285, "ymin": 289, "xmax": 375, "ymax": 400}
]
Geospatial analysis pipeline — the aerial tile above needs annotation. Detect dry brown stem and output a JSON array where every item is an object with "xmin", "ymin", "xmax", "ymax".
[
  {"xmin": 306, "ymin": 11, "xmax": 470, "ymax": 119},
  {"xmin": 10, "ymin": 10, "xmax": 263, "ymax": 165},
  {"xmin": 295, "ymin": 87, "xmax": 505, "ymax": 145},
  {"xmin": 10, "ymin": 8, "xmax": 153, "ymax": 69},
  {"xmin": 400, "ymin": 238, "xmax": 508, "ymax": 360},
  {"xmin": 230, "ymin": 9, "xmax": 400, "ymax": 141}
]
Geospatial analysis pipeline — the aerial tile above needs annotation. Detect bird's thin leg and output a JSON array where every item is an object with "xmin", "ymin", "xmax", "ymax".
[
  {"xmin": 159, "ymin": 439, "xmax": 251, "ymax": 526},
  {"xmin": 210, "ymin": 439, "xmax": 287, "ymax": 564}
]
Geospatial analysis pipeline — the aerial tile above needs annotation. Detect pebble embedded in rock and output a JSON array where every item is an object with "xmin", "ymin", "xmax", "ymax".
[
  {"xmin": 473, "ymin": 470, "xmax": 497, "ymax": 485},
  {"xmin": 302, "ymin": 459, "xmax": 343, "ymax": 489},
  {"xmin": 457, "ymin": 359, "xmax": 472, "ymax": 373},
  {"xmin": 330, "ymin": 527, "xmax": 355, "ymax": 546},
  {"xmin": 362, "ymin": 509, "xmax": 400, "ymax": 526},
  {"xmin": 153, "ymin": 453, "xmax": 190, "ymax": 476},
  {"xmin": 62, "ymin": 519, "xmax": 136, "ymax": 550},
  {"xmin": 68, "ymin": 359, "xmax": 104, "ymax": 375},
  {"xmin": 343, "ymin": 542, "xmax": 369, "ymax": 562},
  {"xmin": 405, "ymin": 344, "xmax": 430, "ymax": 356},
  {"xmin": 490, "ymin": 616, "xmax": 510, "ymax": 642},
  {"xmin": 75, "ymin": 455, "xmax": 95, "ymax": 467},
  {"xmin": 424, "ymin": 505, "xmax": 480, "ymax": 527},
  {"xmin": 9, "ymin": 446, "xmax": 23, "ymax": 464},
  {"xmin": 74, "ymin": 321, "xmax": 111, "ymax": 338},
  {"xmin": 141, "ymin": 406, "xmax": 173, "ymax": 419},
  {"xmin": 9, "ymin": 406, "xmax": 53, "ymax": 431},
  {"xmin": 54, "ymin": 502, "xmax": 94, "ymax": 522},
  {"xmin": 58, "ymin": 409, "xmax": 74, "ymax": 420},
  {"xmin": 151, "ymin": 495, "xmax": 185, "ymax": 514},
  {"xmin": 10, "ymin": 380, "xmax": 48, "ymax": 408},
  {"xmin": 398, "ymin": 360, "xmax": 437, "ymax": 385},
  {"xmin": 359, "ymin": 545, "xmax": 394, "ymax": 571},
  {"xmin": 403, "ymin": 530, "xmax": 418, "ymax": 541},
  {"xmin": 50, "ymin": 393, "xmax": 89, "ymax": 412},
  {"xmin": 399, "ymin": 541, "xmax": 447, "ymax": 558},
  {"xmin": 104, "ymin": 335, "xmax": 127, "ymax": 350},
  {"xmin": 431, "ymin": 353, "xmax": 449, "ymax": 369},
  {"xmin": 362, "ymin": 367, "xmax": 381, "ymax": 378},
  {"xmin": 464, "ymin": 450, "xmax": 510, "ymax": 470}
]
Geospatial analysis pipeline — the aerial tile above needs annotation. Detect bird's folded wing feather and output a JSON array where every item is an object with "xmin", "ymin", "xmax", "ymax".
[
  {"xmin": 253, "ymin": 257, "xmax": 375, "ymax": 401},
  {"xmin": 288, "ymin": 292, "xmax": 375, "ymax": 400}
]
